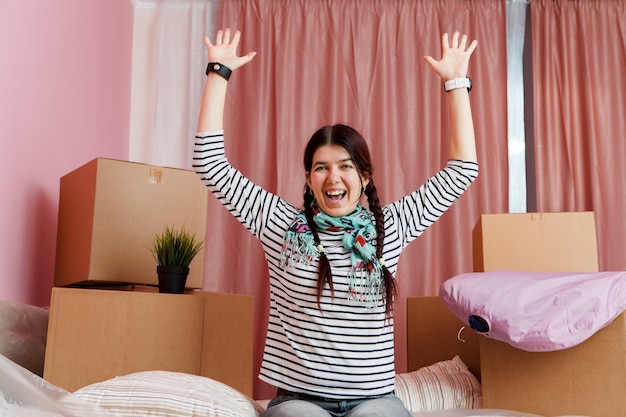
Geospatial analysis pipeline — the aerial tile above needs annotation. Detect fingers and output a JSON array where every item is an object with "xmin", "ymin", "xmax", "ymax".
[
  {"xmin": 204, "ymin": 29, "xmax": 256, "ymax": 70},
  {"xmin": 442, "ymin": 32, "xmax": 449, "ymax": 49},
  {"xmin": 214, "ymin": 28, "xmax": 233, "ymax": 45},
  {"xmin": 451, "ymin": 31, "xmax": 459, "ymax": 48},
  {"xmin": 423, "ymin": 55, "xmax": 437, "ymax": 72},
  {"xmin": 466, "ymin": 39, "xmax": 478, "ymax": 55},
  {"xmin": 442, "ymin": 31, "xmax": 476, "ymax": 54},
  {"xmin": 444, "ymin": 32, "xmax": 465, "ymax": 50},
  {"xmin": 232, "ymin": 30, "xmax": 241, "ymax": 47},
  {"xmin": 428, "ymin": 31, "xmax": 477, "ymax": 80},
  {"xmin": 222, "ymin": 28, "xmax": 231, "ymax": 45},
  {"xmin": 212, "ymin": 28, "xmax": 242, "ymax": 48},
  {"xmin": 459, "ymin": 34, "xmax": 467, "ymax": 50}
]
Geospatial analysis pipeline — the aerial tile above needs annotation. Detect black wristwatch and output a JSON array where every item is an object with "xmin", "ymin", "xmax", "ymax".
[{"xmin": 206, "ymin": 62, "xmax": 232, "ymax": 81}]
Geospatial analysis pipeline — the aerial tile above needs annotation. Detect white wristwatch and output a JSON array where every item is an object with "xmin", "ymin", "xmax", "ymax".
[{"xmin": 444, "ymin": 77, "xmax": 472, "ymax": 93}]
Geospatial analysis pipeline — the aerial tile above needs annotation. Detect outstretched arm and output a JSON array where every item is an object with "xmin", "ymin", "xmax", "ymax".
[
  {"xmin": 196, "ymin": 29, "xmax": 256, "ymax": 133},
  {"xmin": 424, "ymin": 32, "xmax": 478, "ymax": 162}
]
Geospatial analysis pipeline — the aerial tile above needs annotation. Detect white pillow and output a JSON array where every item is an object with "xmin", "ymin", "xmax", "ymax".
[
  {"xmin": 395, "ymin": 356, "xmax": 481, "ymax": 412},
  {"xmin": 0, "ymin": 299, "xmax": 49, "ymax": 376},
  {"xmin": 74, "ymin": 371, "xmax": 264, "ymax": 417}
]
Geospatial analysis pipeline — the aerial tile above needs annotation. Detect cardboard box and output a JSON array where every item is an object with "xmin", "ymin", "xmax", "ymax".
[
  {"xmin": 43, "ymin": 287, "xmax": 253, "ymax": 397},
  {"xmin": 474, "ymin": 212, "xmax": 626, "ymax": 417},
  {"xmin": 406, "ymin": 296, "xmax": 481, "ymax": 379},
  {"xmin": 480, "ymin": 313, "xmax": 626, "ymax": 417},
  {"xmin": 473, "ymin": 211, "xmax": 599, "ymax": 272},
  {"xmin": 54, "ymin": 158, "xmax": 208, "ymax": 288}
]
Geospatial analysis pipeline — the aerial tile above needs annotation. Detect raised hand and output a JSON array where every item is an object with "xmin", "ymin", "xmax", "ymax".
[
  {"xmin": 197, "ymin": 29, "xmax": 256, "ymax": 132},
  {"xmin": 205, "ymin": 28, "xmax": 257, "ymax": 71},
  {"xmin": 423, "ymin": 31, "xmax": 477, "ymax": 81}
]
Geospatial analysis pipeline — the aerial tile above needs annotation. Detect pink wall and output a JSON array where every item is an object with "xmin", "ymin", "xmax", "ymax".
[{"xmin": 0, "ymin": 1, "xmax": 134, "ymax": 306}]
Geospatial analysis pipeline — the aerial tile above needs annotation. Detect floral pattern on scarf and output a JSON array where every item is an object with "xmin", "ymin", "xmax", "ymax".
[{"xmin": 280, "ymin": 204, "xmax": 383, "ymax": 306}]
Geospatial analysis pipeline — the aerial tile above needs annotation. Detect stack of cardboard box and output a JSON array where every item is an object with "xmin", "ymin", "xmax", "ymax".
[
  {"xmin": 473, "ymin": 212, "xmax": 626, "ymax": 417},
  {"xmin": 43, "ymin": 158, "xmax": 254, "ymax": 397}
]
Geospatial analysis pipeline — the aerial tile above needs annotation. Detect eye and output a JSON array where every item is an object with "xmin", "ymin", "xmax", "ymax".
[{"xmin": 314, "ymin": 165, "xmax": 327, "ymax": 171}]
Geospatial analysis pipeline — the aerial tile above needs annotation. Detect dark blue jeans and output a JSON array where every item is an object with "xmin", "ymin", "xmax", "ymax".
[{"xmin": 261, "ymin": 389, "xmax": 412, "ymax": 417}]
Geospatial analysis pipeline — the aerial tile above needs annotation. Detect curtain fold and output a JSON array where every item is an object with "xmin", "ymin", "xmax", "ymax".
[
  {"xmin": 210, "ymin": 0, "xmax": 507, "ymax": 399},
  {"xmin": 530, "ymin": 0, "xmax": 626, "ymax": 271}
]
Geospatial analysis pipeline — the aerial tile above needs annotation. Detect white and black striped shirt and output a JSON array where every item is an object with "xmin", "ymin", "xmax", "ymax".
[{"xmin": 193, "ymin": 130, "xmax": 478, "ymax": 399}]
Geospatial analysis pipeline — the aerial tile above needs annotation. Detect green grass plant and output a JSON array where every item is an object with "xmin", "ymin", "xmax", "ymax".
[{"xmin": 149, "ymin": 225, "xmax": 204, "ymax": 267}]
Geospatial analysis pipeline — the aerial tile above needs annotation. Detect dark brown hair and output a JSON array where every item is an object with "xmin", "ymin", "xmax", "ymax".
[{"xmin": 302, "ymin": 124, "xmax": 397, "ymax": 316}]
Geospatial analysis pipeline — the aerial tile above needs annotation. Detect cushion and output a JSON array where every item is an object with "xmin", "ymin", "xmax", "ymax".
[
  {"xmin": 440, "ymin": 270, "xmax": 626, "ymax": 351},
  {"xmin": 0, "ymin": 299, "xmax": 49, "ymax": 376},
  {"xmin": 395, "ymin": 356, "xmax": 481, "ymax": 412},
  {"xmin": 74, "ymin": 371, "xmax": 264, "ymax": 417}
]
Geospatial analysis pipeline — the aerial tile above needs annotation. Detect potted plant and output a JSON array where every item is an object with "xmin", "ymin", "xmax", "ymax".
[{"xmin": 149, "ymin": 225, "xmax": 204, "ymax": 294}]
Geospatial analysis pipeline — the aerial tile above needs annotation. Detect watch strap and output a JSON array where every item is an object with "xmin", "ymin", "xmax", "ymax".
[
  {"xmin": 444, "ymin": 77, "xmax": 472, "ymax": 93},
  {"xmin": 206, "ymin": 62, "xmax": 232, "ymax": 81}
]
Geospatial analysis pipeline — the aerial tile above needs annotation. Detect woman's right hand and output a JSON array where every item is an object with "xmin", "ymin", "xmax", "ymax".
[
  {"xmin": 197, "ymin": 29, "xmax": 256, "ymax": 132},
  {"xmin": 205, "ymin": 29, "xmax": 256, "ymax": 72}
]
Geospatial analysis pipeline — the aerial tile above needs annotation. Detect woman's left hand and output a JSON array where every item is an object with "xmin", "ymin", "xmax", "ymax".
[{"xmin": 424, "ymin": 31, "xmax": 477, "ymax": 81}]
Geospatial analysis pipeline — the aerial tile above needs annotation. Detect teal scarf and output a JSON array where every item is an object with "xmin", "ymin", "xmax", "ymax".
[{"xmin": 280, "ymin": 204, "xmax": 383, "ymax": 305}]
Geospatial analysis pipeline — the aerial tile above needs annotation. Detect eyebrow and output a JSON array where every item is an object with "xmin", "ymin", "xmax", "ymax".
[{"xmin": 312, "ymin": 157, "xmax": 353, "ymax": 168}]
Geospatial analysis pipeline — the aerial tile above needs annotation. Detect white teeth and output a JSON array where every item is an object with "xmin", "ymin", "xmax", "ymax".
[{"xmin": 326, "ymin": 190, "xmax": 345, "ymax": 196}]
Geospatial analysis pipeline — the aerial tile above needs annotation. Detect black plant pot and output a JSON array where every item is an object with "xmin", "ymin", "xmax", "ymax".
[{"xmin": 156, "ymin": 265, "xmax": 189, "ymax": 294}]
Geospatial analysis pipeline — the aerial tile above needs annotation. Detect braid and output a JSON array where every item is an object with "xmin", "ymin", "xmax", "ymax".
[
  {"xmin": 365, "ymin": 179, "xmax": 397, "ymax": 317},
  {"xmin": 301, "ymin": 124, "xmax": 392, "ymax": 314},
  {"xmin": 304, "ymin": 186, "xmax": 334, "ymax": 309}
]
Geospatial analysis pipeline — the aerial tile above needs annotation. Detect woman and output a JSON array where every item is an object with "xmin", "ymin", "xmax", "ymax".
[{"xmin": 193, "ymin": 29, "xmax": 478, "ymax": 417}]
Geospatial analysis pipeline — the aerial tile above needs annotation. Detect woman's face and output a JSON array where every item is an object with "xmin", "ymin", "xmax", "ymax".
[{"xmin": 306, "ymin": 144, "xmax": 369, "ymax": 217}]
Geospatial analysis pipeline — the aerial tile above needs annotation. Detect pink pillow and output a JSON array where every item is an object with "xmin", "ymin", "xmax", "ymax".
[{"xmin": 440, "ymin": 270, "xmax": 626, "ymax": 351}]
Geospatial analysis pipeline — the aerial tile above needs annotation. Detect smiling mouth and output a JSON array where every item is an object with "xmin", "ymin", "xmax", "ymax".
[{"xmin": 326, "ymin": 190, "xmax": 346, "ymax": 201}]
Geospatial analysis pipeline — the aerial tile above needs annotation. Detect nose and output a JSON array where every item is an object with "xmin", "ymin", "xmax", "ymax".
[{"xmin": 326, "ymin": 166, "xmax": 341, "ymax": 183}]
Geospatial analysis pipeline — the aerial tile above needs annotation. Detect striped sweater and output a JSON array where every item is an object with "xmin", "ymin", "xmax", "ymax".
[{"xmin": 193, "ymin": 130, "xmax": 478, "ymax": 399}]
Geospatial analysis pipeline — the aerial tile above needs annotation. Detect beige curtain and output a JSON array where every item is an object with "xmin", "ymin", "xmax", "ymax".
[
  {"xmin": 530, "ymin": 0, "xmax": 626, "ymax": 272},
  {"xmin": 205, "ymin": 0, "xmax": 507, "ymax": 398},
  {"xmin": 129, "ymin": 1, "xmax": 221, "ymax": 169}
]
